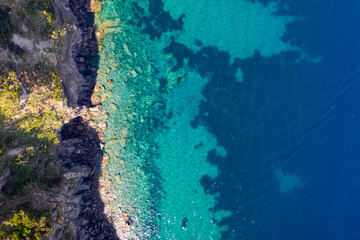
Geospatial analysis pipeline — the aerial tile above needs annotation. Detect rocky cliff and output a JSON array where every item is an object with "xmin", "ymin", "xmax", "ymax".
[
  {"xmin": 0, "ymin": 0, "xmax": 118, "ymax": 239},
  {"xmin": 49, "ymin": 0, "xmax": 118, "ymax": 238},
  {"xmin": 53, "ymin": 0, "xmax": 99, "ymax": 107}
]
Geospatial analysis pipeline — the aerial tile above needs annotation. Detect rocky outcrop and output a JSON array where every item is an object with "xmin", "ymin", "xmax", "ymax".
[
  {"xmin": 49, "ymin": 0, "xmax": 117, "ymax": 239},
  {"xmin": 50, "ymin": 117, "xmax": 117, "ymax": 240},
  {"xmin": 0, "ymin": 0, "xmax": 113, "ymax": 238},
  {"xmin": 53, "ymin": 0, "xmax": 98, "ymax": 107},
  {"xmin": 68, "ymin": 0, "xmax": 99, "ymax": 107}
]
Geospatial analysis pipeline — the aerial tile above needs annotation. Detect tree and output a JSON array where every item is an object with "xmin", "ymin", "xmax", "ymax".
[
  {"xmin": 0, "ymin": 210, "xmax": 52, "ymax": 240},
  {"xmin": 0, "ymin": 6, "xmax": 15, "ymax": 45}
]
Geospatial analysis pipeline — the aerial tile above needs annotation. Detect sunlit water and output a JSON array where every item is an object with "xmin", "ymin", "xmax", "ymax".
[{"xmin": 96, "ymin": 0, "xmax": 360, "ymax": 239}]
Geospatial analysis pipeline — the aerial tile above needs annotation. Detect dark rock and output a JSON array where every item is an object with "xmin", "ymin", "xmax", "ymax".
[
  {"xmin": 182, "ymin": 217, "xmax": 188, "ymax": 228},
  {"xmin": 57, "ymin": 0, "xmax": 99, "ymax": 107},
  {"xmin": 55, "ymin": 117, "xmax": 118, "ymax": 240},
  {"xmin": 68, "ymin": 0, "xmax": 99, "ymax": 107},
  {"xmin": 45, "ymin": 0, "xmax": 117, "ymax": 238}
]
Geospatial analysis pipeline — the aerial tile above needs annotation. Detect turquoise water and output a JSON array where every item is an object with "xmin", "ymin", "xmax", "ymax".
[
  {"xmin": 96, "ymin": 0, "xmax": 360, "ymax": 239},
  {"xmin": 96, "ymin": 0, "xmax": 300, "ymax": 238}
]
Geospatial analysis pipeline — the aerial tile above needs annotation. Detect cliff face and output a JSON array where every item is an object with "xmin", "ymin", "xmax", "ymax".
[
  {"xmin": 0, "ymin": 0, "xmax": 117, "ymax": 239},
  {"xmin": 50, "ymin": 0, "xmax": 118, "ymax": 239},
  {"xmin": 52, "ymin": 0, "xmax": 98, "ymax": 107},
  {"xmin": 51, "ymin": 116, "xmax": 117, "ymax": 240}
]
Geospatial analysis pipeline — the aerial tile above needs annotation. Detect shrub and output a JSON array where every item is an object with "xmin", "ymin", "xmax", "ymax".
[
  {"xmin": 26, "ymin": 0, "xmax": 56, "ymax": 39},
  {"xmin": 9, "ymin": 42, "xmax": 24, "ymax": 55},
  {"xmin": 0, "ymin": 210, "xmax": 52, "ymax": 240},
  {"xmin": 0, "ymin": 6, "xmax": 15, "ymax": 45},
  {"xmin": 26, "ymin": 0, "xmax": 54, "ymax": 16}
]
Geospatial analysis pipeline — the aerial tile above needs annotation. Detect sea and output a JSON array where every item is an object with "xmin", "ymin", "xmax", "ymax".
[{"xmin": 95, "ymin": 0, "xmax": 360, "ymax": 239}]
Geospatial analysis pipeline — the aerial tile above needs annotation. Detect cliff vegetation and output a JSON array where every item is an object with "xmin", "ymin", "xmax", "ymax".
[{"xmin": 0, "ymin": 0, "xmax": 69, "ymax": 238}]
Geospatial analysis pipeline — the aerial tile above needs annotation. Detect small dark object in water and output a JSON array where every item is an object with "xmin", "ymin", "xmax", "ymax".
[
  {"xmin": 182, "ymin": 217, "xmax": 188, "ymax": 228},
  {"xmin": 194, "ymin": 39, "xmax": 203, "ymax": 47},
  {"xmin": 125, "ymin": 217, "xmax": 133, "ymax": 226}
]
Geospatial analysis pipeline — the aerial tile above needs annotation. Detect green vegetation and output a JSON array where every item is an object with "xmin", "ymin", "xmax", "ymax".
[
  {"xmin": 0, "ymin": 210, "xmax": 52, "ymax": 240},
  {"xmin": 26, "ymin": 0, "xmax": 55, "ymax": 16},
  {"xmin": 0, "ymin": 0, "xmax": 65, "ymax": 198},
  {"xmin": 0, "ymin": 60, "xmax": 66, "ymax": 237},
  {"xmin": 0, "ymin": 0, "xmax": 57, "ymax": 44},
  {"xmin": 0, "ymin": 6, "xmax": 15, "ymax": 45},
  {"xmin": 9, "ymin": 42, "xmax": 24, "ymax": 55},
  {"xmin": 26, "ymin": 0, "xmax": 56, "ymax": 39},
  {"xmin": 0, "ymin": 62, "xmax": 65, "ymax": 195},
  {"xmin": 0, "ymin": 1, "xmax": 79, "ymax": 238},
  {"xmin": 0, "ymin": 0, "xmax": 75, "ymax": 238}
]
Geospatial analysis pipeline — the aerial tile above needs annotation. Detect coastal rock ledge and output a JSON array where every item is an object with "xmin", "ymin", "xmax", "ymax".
[
  {"xmin": 53, "ymin": 0, "xmax": 99, "ymax": 107},
  {"xmin": 52, "ymin": 0, "xmax": 118, "ymax": 239},
  {"xmin": 53, "ymin": 117, "xmax": 117, "ymax": 240}
]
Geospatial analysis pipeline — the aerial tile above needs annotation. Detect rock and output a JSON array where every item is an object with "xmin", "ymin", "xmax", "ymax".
[
  {"xmin": 98, "ymin": 133, "xmax": 106, "ymax": 141},
  {"xmin": 76, "ymin": 148, "xmax": 84, "ymax": 154},
  {"xmin": 55, "ymin": 0, "xmax": 100, "ymax": 108},
  {"xmin": 108, "ymin": 80, "xmax": 114, "ymax": 88},
  {"xmin": 103, "ymin": 153, "xmax": 109, "ymax": 162},
  {"xmin": 91, "ymin": 94, "xmax": 101, "ymax": 105},
  {"xmin": 99, "ymin": 122, "xmax": 107, "ymax": 130},
  {"xmin": 54, "ymin": 117, "xmax": 117, "ymax": 239},
  {"xmin": 63, "ymin": 171, "xmax": 86, "ymax": 179},
  {"xmin": 119, "ymin": 159, "xmax": 125, "ymax": 166},
  {"xmin": 81, "ymin": 185, "xmax": 90, "ymax": 191},
  {"xmin": 89, "ymin": 105, "xmax": 102, "ymax": 116},
  {"xmin": 33, "ymin": 0, "xmax": 119, "ymax": 237},
  {"xmin": 95, "ymin": 31, "xmax": 105, "ymax": 39},
  {"xmin": 114, "ymin": 174, "xmax": 120, "ymax": 182},
  {"xmin": 110, "ymin": 103, "xmax": 118, "ymax": 110},
  {"xmin": 131, "ymin": 70, "xmax": 137, "ymax": 78}
]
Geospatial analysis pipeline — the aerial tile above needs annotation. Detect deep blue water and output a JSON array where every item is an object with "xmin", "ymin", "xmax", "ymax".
[
  {"xmin": 97, "ymin": 0, "xmax": 360, "ymax": 238},
  {"xmin": 193, "ymin": 0, "xmax": 360, "ymax": 239}
]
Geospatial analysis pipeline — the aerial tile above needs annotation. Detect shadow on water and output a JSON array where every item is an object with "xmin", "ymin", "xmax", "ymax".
[
  {"xmin": 135, "ymin": 0, "xmax": 360, "ymax": 239},
  {"xmin": 133, "ymin": 0, "xmax": 184, "ymax": 40}
]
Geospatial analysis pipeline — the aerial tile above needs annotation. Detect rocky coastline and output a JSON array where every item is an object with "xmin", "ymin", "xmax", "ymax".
[
  {"xmin": 52, "ymin": 0, "xmax": 99, "ymax": 107},
  {"xmin": 50, "ymin": 0, "xmax": 118, "ymax": 239},
  {"xmin": 0, "ymin": 0, "xmax": 118, "ymax": 238},
  {"xmin": 51, "ymin": 116, "xmax": 117, "ymax": 240}
]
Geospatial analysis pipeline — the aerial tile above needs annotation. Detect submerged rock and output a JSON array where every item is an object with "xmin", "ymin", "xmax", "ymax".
[{"xmin": 182, "ymin": 218, "xmax": 188, "ymax": 228}]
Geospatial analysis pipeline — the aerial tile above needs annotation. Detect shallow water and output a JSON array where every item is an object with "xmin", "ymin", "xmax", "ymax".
[{"xmin": 96, "ymin": 0, "xmax": 360, "ymax": 239}]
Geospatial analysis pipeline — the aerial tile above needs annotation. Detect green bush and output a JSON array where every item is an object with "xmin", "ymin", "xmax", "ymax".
[
  {"xmin": 0, "ymin": 61, "xmax": 65, "ymax": 196},
  {"xmin": 2, "ymin": 161, "xmax": 39, "ymax": 196},
  {"xmin": 0, "ymin": 210, "xmax": 52, "ymax": 240},
  {"xmin": 26, "ymin": 0, "xmax": 56, "ymax": 39},
  {"xmin": 9, "ymin": 42, "xmax": 24, "ymax": 55},
  {"xmin": 26, "ymin": 0, "xmax": 54, "ymax": 16},
  {"xmin": 0, "ymin": 6, "xmax": 15, "ymax": 45}
]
